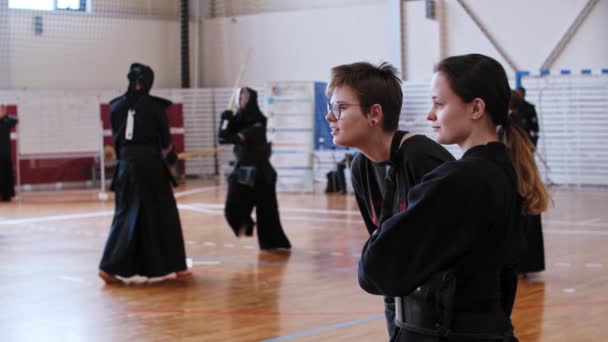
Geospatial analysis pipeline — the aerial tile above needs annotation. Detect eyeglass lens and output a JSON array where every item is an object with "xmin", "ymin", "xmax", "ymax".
[{"xmin": 327, "ymin": 103, "xmax": 341, "ymax": 119}]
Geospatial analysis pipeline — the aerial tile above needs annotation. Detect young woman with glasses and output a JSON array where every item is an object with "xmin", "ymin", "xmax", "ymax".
[{"xmin": 325, "ymin": 61, "xmax": 454, "ymax": 339}]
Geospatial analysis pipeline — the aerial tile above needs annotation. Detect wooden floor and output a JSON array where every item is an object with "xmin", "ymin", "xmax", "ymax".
[{"xmin": 0, "ymin": 180, "xmax": 606, "ymax": 341}]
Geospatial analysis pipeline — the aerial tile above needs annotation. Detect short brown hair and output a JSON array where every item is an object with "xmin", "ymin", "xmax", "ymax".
[{"xmin": 326, "ymin": 61, "xmax": 403, "ymax": 131}]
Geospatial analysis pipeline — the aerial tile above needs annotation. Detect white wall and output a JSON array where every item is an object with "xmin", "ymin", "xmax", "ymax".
[
  {"xmin": 200, "ymin": 3, "xmax": 393, "ymax": 87},
  {"xmin": 404, "ymin": 0, "xmax": 608, "ymax": 81},
  {"xmin": 8, "ymin": 10, "xmax": 198, "ymax": 89},
  {"xmin": 0, "ymin": 0, "xmax": 9, "ymax": 88},
  {"xmin": 402, "ymin": 1, "xmax": 441, "ymax": 81},
  {"xmin": 4, "ymin": 0, "xmax": 606, "ymax": 88}
]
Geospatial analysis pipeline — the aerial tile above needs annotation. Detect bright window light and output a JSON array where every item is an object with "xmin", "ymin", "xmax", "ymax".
[
  {"xmin": 57, "ymin": 0, "xmax": 82, "ymax": 10},
  {"xmin": 9, "ymin": 0, "xmax": 54, "ymax": 11},
  {"xmin": 9, "ymin": 0, "xmax": 84, "ymax": 11}
]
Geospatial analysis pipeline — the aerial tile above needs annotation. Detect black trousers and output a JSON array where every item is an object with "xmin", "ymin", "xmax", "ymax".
[
  {"xmin": 0, "ymin": 154, "xmax": 15, "ymax": 201},
  {"xmin": 224, "ymin": 162, "xmax": 291, "ymax": 250}
]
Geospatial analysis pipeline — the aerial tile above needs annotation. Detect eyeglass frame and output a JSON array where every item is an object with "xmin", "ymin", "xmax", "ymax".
[{"xmin": 327, "ymin": 102, "xmax": 367, "ymax": 120}]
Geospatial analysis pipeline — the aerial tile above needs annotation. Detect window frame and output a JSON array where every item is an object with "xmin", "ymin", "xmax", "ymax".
[{"xmin": 8, "ymin": 0, "xmax": 87, "ymax": 12}]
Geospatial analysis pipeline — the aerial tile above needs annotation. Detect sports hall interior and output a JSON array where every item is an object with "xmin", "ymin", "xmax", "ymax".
[{"xmin": 0, "ymin": 0, "xmax": 606, "ymax": 341}]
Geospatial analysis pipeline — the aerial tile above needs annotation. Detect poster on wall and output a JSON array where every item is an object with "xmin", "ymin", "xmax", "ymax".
[{"xmin": 265, "ymin": 81, "xmax": 314, "ymax": 192}]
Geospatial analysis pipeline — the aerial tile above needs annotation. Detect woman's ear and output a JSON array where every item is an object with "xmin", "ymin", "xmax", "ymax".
[{"xmin": 470, "ymin": 98, "xmax": 486, "ymax": 120}]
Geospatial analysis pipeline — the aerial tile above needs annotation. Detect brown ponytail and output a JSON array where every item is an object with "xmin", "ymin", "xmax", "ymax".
[{"xmin": 504, "ymin": 125, "xmax": 550, "ymax": 215}]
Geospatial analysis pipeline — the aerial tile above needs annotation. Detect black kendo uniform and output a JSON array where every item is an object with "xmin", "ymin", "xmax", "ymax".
[
  {"xmin": 517, "ymin": 214, "xmax": 545, "ymax": 274},
  {"xmin": 359, "ymin": 143, "xmax": 524, "ymax": 342},
  {"xmin": 218, "ymin": 87, "xmax": 291, "ymax": 250},
  {"xmin": 0, "ymin": 113, "xmax": 18, "ymax": 201},
  {"xmin": 351, "ymin": 131, "xmax": 455, "ymax": 338},
  {"xmin": 511, "ymin": 102, "xmax": 545, "ymax": 274},
  {"xmin": 511, "ymin": 100, "xmax": 539, "ymax": 147},
  {"xmin": 99, "ymin": 63, "xmax": 187, "ymax": 278}
]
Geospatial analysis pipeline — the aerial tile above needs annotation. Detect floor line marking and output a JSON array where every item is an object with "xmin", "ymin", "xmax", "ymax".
[
  {"xmin": 544, "ymin": 229, "xmax": 608, "ymax": 236},
  {"xmin": 58, "ymin": 276, "xmax": 86, "ymax": 283},
  {"xmin": 260, "ymin": 315, "xmax": 385, "ymax": 341},
  {"xmin": 178, "ymin": 206, "xmax": 362, "ymax": 224},
  {"xmin": 177, "ymin": 204, "xmax": 222, "ymax": 215},
  {"xmin": 544, "ymin": 219, "xmax": 608, "ymax": 228},
  {"xmin": 192, "ymin": 261, "xmax": 221, "ymax": 265},
  {"xmin": 173, "ymin": 186, "xmax": 219, "ymax": 199},
  {"xmin": 0, "ymin": 211, "xmax": 113, "ymax": 225},
  {"xmin": 191, "ymin": 202, "xmax": 360, "ymax": 215}
]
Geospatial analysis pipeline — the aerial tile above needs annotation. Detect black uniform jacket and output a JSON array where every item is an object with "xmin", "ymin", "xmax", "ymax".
[
  {"xmin": 351, "ymin": 134, "xmax": 455, "ymax": 235},
  {"xmin": 359, "ymin": 143, "xmax": 524, "ymax": 333},
  {"xmin": 0, "ymin": 115, "xmax": 17, "ymax": 156}
]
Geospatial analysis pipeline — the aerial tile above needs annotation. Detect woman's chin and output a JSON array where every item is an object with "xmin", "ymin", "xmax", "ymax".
[
  {"xmin": 332, "ymin": 136, "xmax": 348, "ymax": 148},
  {"xmin": 433, "ymin": 134, "xmax": 445, "ymax": 145}
]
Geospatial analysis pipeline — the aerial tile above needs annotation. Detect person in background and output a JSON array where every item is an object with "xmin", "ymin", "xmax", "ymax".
[
  {"xmin": 325, "ymin": 61, "xmax": 454, "ymax": 339},
  {"xmin": 514, "ymin": 86, "xmax": 540, "ymax": 146},
  {"xmin": 358, "ymin": 54, "xmax": 550, "ymax": 341},
  {"xmin": 0, "ymin": 104, "xmax": 18, "ymax": 202},
  {"xmin": 98, "ymin": 63, "xmax": 190, "ymax": 284},
  {"xmin": 218, "ymin": 87, "xmax": 291, "ymax": 251},
  {"xmin": 509, "ymin": 90, "xmax": 546, "ymax": 276}
]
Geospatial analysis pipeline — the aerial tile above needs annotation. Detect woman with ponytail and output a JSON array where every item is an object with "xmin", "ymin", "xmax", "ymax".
[
  {"xmin": 508, "ymin": 90, "xmax": 547, "ymax": 276},
  {"xmin": 358, "ymin": 53, "xmax": 549, "ymax": 342}
]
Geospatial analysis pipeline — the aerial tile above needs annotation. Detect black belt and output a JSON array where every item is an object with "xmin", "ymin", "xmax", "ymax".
[
  {"xmin": 394, "ymin": 268, "xmax": 512, "ymax": 341},
  {"xmin": 395, "ymin": 297, "xmax": 513, "ymax": 340}
]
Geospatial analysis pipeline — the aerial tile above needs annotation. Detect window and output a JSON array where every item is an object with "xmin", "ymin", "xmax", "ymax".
[
  {"xmin": 56, "ymin": 0, "xmax": 85, "ymax": 11},
  {"xmin": 9, "ymin": 0, "xmax": 86, "ymax": 11}
]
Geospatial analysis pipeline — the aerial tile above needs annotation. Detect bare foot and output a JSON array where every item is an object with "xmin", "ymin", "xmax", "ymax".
[{"xmin": 98, "ymin": 270, "xmax": 121, "ymax": 284}]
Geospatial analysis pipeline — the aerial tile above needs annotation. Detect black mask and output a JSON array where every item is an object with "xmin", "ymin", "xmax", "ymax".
[{"xmin": 127, "ymin": 63, "xmax": 154, "ymax": 95}]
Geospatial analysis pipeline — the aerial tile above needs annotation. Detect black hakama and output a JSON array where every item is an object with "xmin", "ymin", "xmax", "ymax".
[
  {"xmin": 0, "ymin": 115, "xmax": 17, "ymax": 201},
  {"xmin": 99, "ymin": 146, "xmax": 187, "ymax": 277},
  {"xmin": 518, "ymin": 214, "xmax": 545, "ymax": 273}
]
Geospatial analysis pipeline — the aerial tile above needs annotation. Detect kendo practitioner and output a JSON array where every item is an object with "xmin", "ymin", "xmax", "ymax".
[
  {"xmin": 325, "ymin": 62, "xmax": 454, "ymax": 339},
  {"xmin": 218, "ymin": 87, "xmax": 291, "ymax": 251},
  {"xmin": 513, "ymin": 86, "xmax": 540, "ymax": 147},
  {"xmin": 358, "ymin": 54, "xmax": 550, "ymax": 341},
  {"xmin": 509, "ymin": 90, "xmax": 546, "ymax": 275},
  {"xmin": 98, "ymin": 63, "xmax": 190, "ymax": 284},
  {"xmin": 0, "ymin": 104, "xmax": 18, "ymax": 202}
]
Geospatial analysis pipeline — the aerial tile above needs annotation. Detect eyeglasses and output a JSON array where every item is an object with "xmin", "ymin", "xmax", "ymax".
[{"xmin": 327, "ymin": 102, "xmax": 364, "ymax": 120}]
